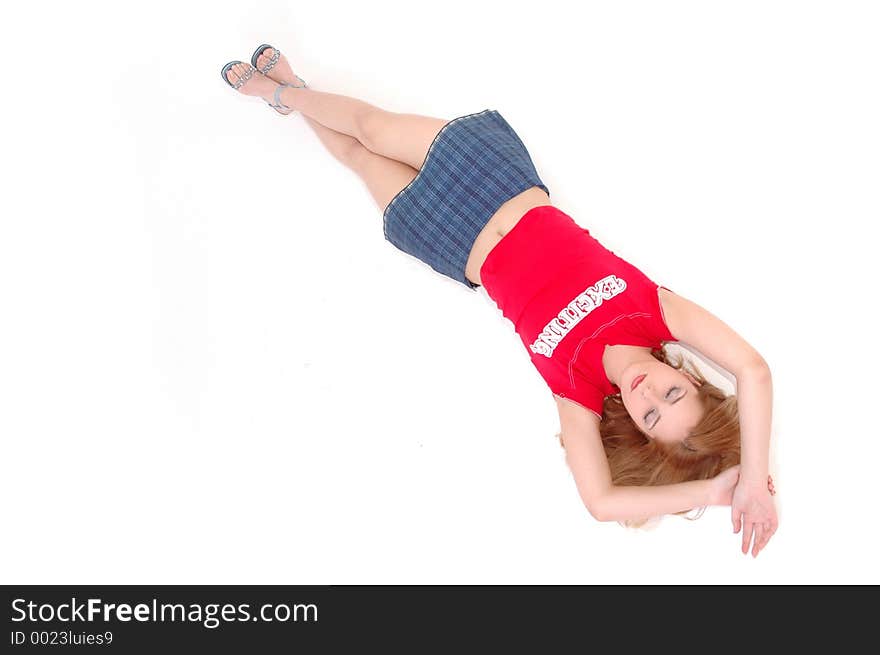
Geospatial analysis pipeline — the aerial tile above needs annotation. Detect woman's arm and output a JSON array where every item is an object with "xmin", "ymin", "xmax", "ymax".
[
  {"xmin": 735, "ymin": 363, "xmax": 773, "ymax": 484},
  {"xmin": 657, "ymin": 288, "xmax": 778, "ymax": 554},
  {"xmin": 597, "ymin": 479, "xmax": 721, "ymax": 523},
  {"xmin": 658, "ymin": 288, "xmax": 772, "ymax": 482},
  {"xmin": 556, "ymin": 396, "xmax": 734, "ymax": 522}
]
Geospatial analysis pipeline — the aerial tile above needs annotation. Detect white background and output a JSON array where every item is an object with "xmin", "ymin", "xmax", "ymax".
[{"xmin": 1, "ymin": 0, "xmax": 878, "ymax": 584}]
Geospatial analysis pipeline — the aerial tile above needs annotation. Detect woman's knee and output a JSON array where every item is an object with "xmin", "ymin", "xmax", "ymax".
[
  {"xmin": 355, "ymin": 107, "xmax": 391, "ymax": 154},
  {"xmin": 356, "ymin": 111, "xmax": 449, "ymax": 169},
  {"xmin": 337, "ymin": 135, "xmax": 372, "ymax": 169}
]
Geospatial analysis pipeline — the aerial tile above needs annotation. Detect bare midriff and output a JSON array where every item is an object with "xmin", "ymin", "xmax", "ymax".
[{"xmin": 464, "ymin": 186, "xmax": 553, "ymax": 287}]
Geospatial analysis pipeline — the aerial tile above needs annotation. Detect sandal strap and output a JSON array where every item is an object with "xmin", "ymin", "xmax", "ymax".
[
  {"xmin": 272, "ymin": 84, "xmax": 292, "ymax": 111},
  {"xmin": 231, "ymin": 64, "xmax": 256, "ymax": 90},
  {"xmin": 257, "ymin": 47, "xmax": 281, "ymax": 75},
  {"xmin": 272, "ymin": 77, "xmax": 308, "ymax": 111},
  {"xmin": 264, "ymin": 98, "xmax": 294, "ymax": 115}
]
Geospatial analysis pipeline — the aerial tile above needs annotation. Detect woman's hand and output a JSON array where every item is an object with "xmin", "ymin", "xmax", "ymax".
[
  {"xmin": 708, "ymin": 464, "xmax": 741, "ymax": 506},
  {"xmin": 732, "ymin": 475, "xmax": 778, "ymax": 558}
]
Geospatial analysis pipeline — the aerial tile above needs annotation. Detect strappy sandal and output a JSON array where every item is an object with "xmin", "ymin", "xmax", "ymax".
[
  {"xmin": 250, "ymin": 43, "xmax": 309, "ymax": 97},
  {"xmin": 219, "ymin": 60, "xmax": 306, "ymax": 116},
  {"xmin": 251, "ymin": 43, "xmax": 281, "ymax": 74},
  {"xmin": 250, "ymin": 43, "xmax": 306, "ymax": 80}
]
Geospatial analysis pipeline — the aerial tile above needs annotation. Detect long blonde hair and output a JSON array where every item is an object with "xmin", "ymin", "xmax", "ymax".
[{"xmin": 559, "ymin": 348, "xmax": 741, "ymax": 528}]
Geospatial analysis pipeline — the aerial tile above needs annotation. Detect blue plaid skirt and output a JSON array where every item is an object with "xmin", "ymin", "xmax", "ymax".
[{"xmin": 382, "ymin": 109, "xmax": 550, "ymax": 291}]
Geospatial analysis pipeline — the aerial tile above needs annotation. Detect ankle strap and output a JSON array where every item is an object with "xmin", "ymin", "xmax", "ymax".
[{"xmin": 273, "ymin": 77, "xmax": 309, "ymax": 110}]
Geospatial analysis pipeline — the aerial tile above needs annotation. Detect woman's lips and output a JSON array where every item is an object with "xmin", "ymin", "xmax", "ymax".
[{"xmin": 631, "ymin": 374, "xmax": 646, "ymax": 391}]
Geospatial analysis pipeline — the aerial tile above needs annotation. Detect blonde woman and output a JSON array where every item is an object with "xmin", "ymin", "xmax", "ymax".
[{"xmin": 221, "ymin": 45, "xmax": 778, "ymax": 557}]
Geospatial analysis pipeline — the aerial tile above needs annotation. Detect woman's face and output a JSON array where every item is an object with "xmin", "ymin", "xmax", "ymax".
[{"xmin": 619, "ymin": 360, "xmax": 704, "ymax": 444}]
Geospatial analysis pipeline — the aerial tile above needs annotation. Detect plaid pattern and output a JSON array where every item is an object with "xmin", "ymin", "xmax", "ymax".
[{"xmin": 382, "ymin": 109, "xmax": 550, "ymax": 291}]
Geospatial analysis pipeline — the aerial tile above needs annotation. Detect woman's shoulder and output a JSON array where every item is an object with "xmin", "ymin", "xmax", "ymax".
[{"xmin": 654, "ymin": 285, "xmax": 680, "ymax": 340}]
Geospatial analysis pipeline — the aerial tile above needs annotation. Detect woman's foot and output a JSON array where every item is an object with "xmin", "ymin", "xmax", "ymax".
[
  {"xmin": 224, "ymin": 63, "xmax": 293, "ymax": 115},
  {"xmin": 254, "ymin": 47, "xmax": 307, "ymax": 88}
]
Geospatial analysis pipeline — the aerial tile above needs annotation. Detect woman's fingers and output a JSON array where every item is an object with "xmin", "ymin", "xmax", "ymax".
[
  {"xmin": 758, "ymin": 523, "xmax": 769, "ymax": 554},
  {"xmin": 751, "ymin": 523, "xmax": 766, "ymax": 557},
  {"xmin": 732, "ymin": 510, "xmax": 743, "ymax": 534},
  {"xmin": 754, "ymin": 521, "xmax": 777, "ymax": 557},
  {"xmin": 741, "ymin": 519, "xmax": 755, "ymax": 554}
]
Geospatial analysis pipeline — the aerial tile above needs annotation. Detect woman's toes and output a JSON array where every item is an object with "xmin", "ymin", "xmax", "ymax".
[
  {"xmin": 256, "ymin": 47, "xmax": 298, "ymax": 85},
  {"xmin": 227, "ymin": 63, "xmax": 247, "ymax": 86},
  {"xmin": 224, "ymin": 62, "xmax": 274, "ymax": 101},
  {"xmin": 257, "ymin": 47, "xmax": 275, "ymax": 70}
]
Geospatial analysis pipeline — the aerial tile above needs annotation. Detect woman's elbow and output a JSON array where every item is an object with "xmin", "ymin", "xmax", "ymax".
[
  {"xmin": 585, "ymin": 497, "xmax": 614, "ymax": 522},
  {"xmin": 589, "ymin": 508, "xmax": 615, "ymax": 523},
  {"xmin": 742, "ymin": 357, "xmax": 772, "ymax": 381}
]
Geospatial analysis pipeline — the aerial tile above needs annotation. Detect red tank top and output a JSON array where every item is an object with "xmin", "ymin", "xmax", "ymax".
[{"xmin": 479, "ymin": 205, "xmax": 677, "ymax": 419}]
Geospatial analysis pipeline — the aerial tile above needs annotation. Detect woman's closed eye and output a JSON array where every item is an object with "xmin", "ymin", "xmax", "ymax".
[{"xmin": 644, "ymin": 387, "xmax": 686, "ymax": 427}]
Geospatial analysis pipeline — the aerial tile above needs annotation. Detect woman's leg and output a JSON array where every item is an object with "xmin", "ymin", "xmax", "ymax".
[
  {"xmin": 254, "ymin": 48, "xmax": 450, "ymax": 169},
  {"xmin": 284, "ymin": 88, "xmax": 449, "ymax": 170},
  {"xmin": 223, "ymin": 61, "xmax": 419, "ymax": 213},
  {"xmin": 303, "ymin": 114, "xmax": 420, "ymax": 214}
]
